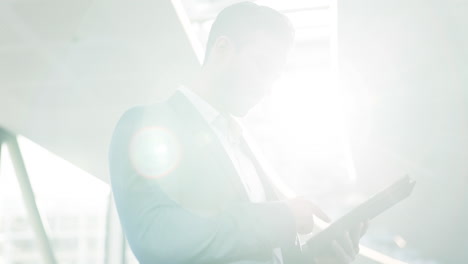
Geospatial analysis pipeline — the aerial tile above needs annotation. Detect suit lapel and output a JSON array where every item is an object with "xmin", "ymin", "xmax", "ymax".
[{"xmin": 168, "ymin": 90, "xmax": 250, "ymax": 202}]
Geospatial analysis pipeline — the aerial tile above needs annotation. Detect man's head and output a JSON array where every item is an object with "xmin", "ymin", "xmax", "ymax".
[{"xmin": 201, "ymin": 2, "xmax": 294, "ymax": 117}]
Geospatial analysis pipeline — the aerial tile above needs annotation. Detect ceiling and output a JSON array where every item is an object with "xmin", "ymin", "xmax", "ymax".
[{"xmin": 0, "ymin": 0, "xmax": 200, "ymax": 183}]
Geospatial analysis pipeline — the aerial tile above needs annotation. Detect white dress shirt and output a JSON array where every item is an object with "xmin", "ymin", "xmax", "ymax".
[{"xmin": 178, "ymin": 86, "xmax": 284, "ymax": 264}]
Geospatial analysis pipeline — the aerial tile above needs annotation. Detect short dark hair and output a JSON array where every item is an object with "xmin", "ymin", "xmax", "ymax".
[{"xmin": 203, "ymin": 1, "xmax": 295, "ymax": 64}]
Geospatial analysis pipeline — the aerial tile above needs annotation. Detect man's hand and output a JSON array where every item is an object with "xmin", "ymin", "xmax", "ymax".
[
  {"xmin": 284, "ymin": 196, "xmax": 369, "ymax": 263},
  {"xmin": 312, "ymin": 221, "xmax": 369, "ymax": 264},
  {"xmin": 284, "ymin": 196, "xmax": 331, "ymax": 234}
]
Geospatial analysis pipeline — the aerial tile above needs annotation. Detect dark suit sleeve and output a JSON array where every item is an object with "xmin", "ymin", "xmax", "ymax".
[{"xmin": 109, "ymin": 106, "xmax": 298, "ymax": 264}]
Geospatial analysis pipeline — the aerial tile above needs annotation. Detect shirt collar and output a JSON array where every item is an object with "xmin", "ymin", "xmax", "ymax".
[
  {"xmin": 177, "ymin": 85, "xmax": 220, "ymax": 125},
  {"xmin": 177, "ymin": 85, "xmax": 244, "ymax": 143}
]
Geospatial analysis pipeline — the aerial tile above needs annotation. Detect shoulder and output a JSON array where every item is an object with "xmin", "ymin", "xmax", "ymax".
[
  {"xmin": 118, "ymin": 103, "xmax": 173, "ymax": 128},
  {"xmin": 109, "ymin": 93, "xmax": 185, "ymax": 157},
  {"xmin": 113, "ymin": 93, "xmax": 183, "ymax": 135},
  {"xmin": 108, "ymin": 92, "xmax": 191, "ymax": 190}
]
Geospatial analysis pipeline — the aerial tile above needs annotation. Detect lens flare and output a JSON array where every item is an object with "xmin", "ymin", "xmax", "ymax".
[{"xmin": 129, "ymin": 126, "xmax": 181, "ymax": 179}]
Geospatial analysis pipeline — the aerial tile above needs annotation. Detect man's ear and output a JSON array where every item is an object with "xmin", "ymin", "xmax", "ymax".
[{"xmin": 212, "ymin": 36, "xmax": 234, "ymax": 63}]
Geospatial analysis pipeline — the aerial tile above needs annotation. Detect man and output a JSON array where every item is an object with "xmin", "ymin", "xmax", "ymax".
[{"xmin": 109, "ymin": 2, "xmax": 367, "ymax": 263}]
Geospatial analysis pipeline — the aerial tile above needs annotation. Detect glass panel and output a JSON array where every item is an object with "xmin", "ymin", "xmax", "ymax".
[
  {"xmin": 0, "ymin": 143, "xmax": 43, "ymax": 263},
  {"xmin": 16, "ymin": 136, "xmax": 110, "ymax": 264}
]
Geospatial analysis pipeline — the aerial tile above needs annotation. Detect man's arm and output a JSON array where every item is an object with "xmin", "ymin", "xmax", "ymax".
[{"xmin": 109, "ymin": 106, "xmax": 298, "ymax": 264}]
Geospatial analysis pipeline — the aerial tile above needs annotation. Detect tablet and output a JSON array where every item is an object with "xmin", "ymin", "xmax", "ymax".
[{"xmin": 303, "ymin": 175, "xmax": 416, "ymax": 253}]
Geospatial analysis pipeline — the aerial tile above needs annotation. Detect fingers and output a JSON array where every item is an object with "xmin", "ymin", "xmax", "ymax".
[
  {"xmin": 312, "ymin": 235, "xmax": 360, "ymax": 264},
  {"xmin": 310, "ymin": 203, "xmax": 332, "ymax": 223},
  {"xmin": 296, "ymin": 196, "xmax": 331, "ymax": 223},
  {"xmin": 312, "ymin": 221, "xmax": 370, "ymax": 264},
  {"xmin": 360, "ymin": 220, "xmax": 369, "ymax": 237},
  {"xmin": 349, "ymin": 220, "xmax": 370, "ymax": 252},
  {"xmin": 339, "ymin": 231, "xmax": 357, "ymax": 259},
  {"xmin": 332, "ymin": 240, "xmax": 354, "ymax": 264},
  {"xmin": 349, "ymin": 224, "xmax": 361, "ymax": 253}
]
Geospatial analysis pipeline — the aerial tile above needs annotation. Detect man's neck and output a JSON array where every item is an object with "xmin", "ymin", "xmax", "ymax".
[{"xmin": 189, "ymin": 69, "xmax": 228, "ymax": 115}]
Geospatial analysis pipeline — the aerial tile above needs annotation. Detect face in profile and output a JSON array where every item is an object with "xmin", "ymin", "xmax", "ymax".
[{"xmin": 213, "ymin": 32, "xmax": 290, "ymax": 117}]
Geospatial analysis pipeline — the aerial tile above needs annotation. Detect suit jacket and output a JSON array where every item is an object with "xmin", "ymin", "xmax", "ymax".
[{"xmin": 108, "ymin": 90, "xmax": 310, "ymax": 264}]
